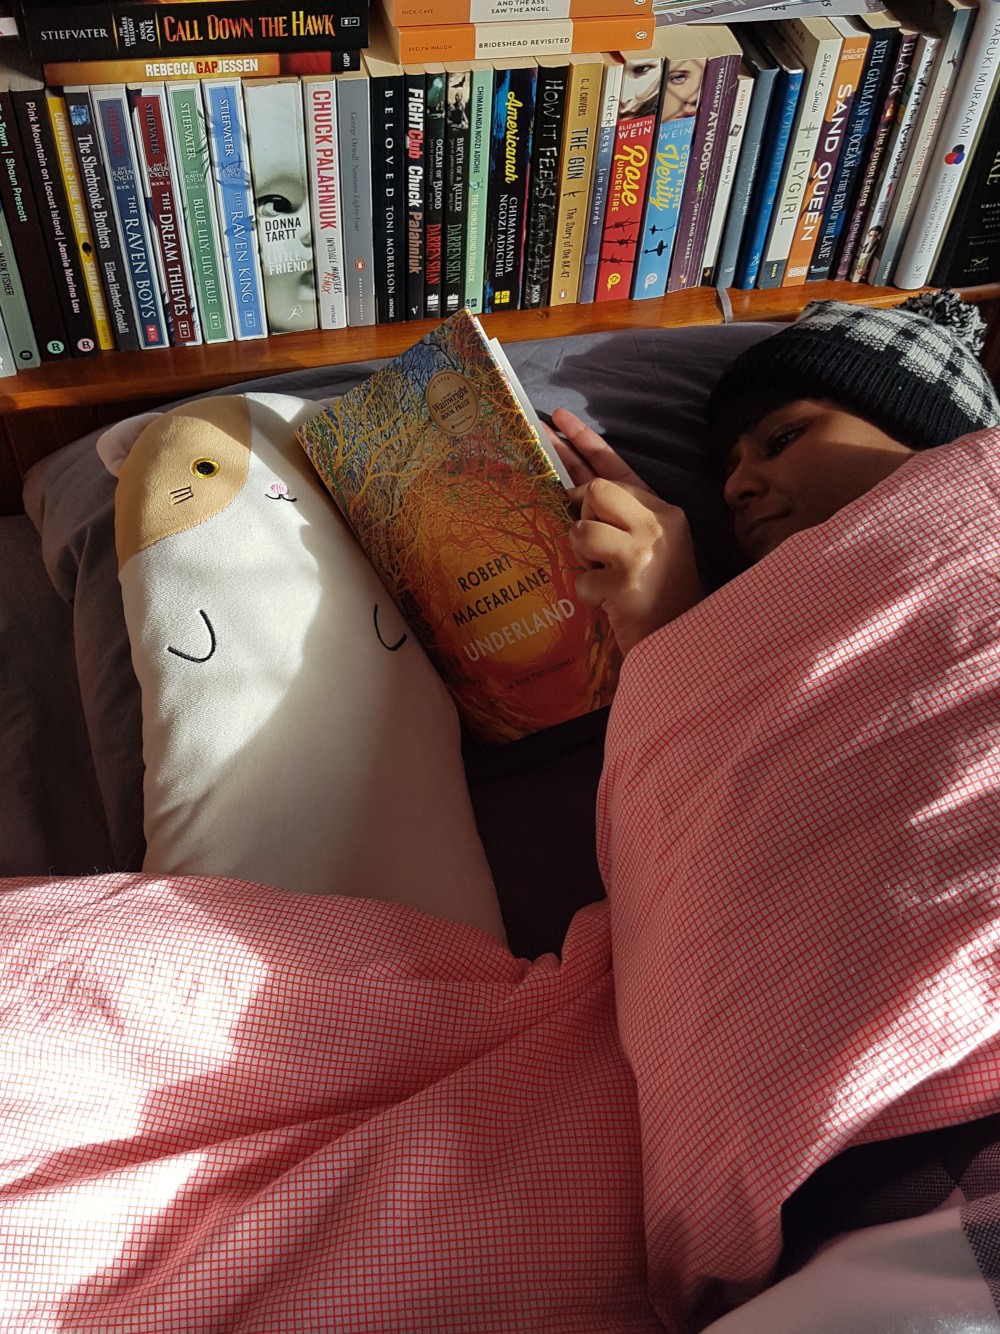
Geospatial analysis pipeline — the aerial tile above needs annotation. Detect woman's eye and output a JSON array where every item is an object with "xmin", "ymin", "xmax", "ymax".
[
  {"xmin": 763, "ymin": 424, "xmax": 805, "ymax": 457},
  {"xmin": 257, "ymin": 192, "xmax": 295, "ymax": 218}
]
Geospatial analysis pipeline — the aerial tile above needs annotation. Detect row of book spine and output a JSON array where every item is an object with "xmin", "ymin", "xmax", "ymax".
[{"xmin": 0, "ymin": 0, "xmax": 996, "ymax": 374}]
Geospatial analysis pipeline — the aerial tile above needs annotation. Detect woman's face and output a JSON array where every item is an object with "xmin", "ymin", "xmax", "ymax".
[
  {"xmin": 661, "ymin": 59, "xmax": 704, "ymax": 120},
  {"xmin": 619, "ymin": 60, "xmax": 664, "ymax": 117},
  {"xmin": 723, "ymin": 400, "xmax": 915, "ymax": 562}
]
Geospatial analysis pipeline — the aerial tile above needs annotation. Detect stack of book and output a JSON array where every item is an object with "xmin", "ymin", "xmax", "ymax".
[{"xmin": 0, "ymin": 0, "xmax": 994, "ymax": 378}]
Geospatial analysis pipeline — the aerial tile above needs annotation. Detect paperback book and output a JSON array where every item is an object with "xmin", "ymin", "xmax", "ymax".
[
  {"xmin": 303, "ymin": 74, "xmax": 348, "ymax": 330},
  {"xmin": 296, "ymin": 307, "xmax": 619, "ymax": 745}
]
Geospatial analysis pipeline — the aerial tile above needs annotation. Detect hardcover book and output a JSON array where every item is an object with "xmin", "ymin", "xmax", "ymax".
[
  {"xmin": 443, "ymin": 61, "xmax": 472, "ymax": 315},
  {"xmin": 891, "ymin": 0, "xmax": 1000, "ymax": 288},
  {"xmin": 712, "ymin": 28, "xmax": 780, "ymax": 290},
  {"xmin": 43, "ymin": 51, "xmax": 362, "ymax": 88},
  {"xmin": 202, "ymin": 76, "xmax": 267, "ymax": 339},
  {"xmin": 521, "ymin": 53, "xmax": 569, "ymax": 308},
  {"xmin": 46, "ymin": 89, "xmax": 115, "ymax": 348},
  {"xmin": 930, "ymin": 76, "xmax": 1000, "ymax": 286},
  {"xmin": 243, "ymin": 77, "xmax": 319, "ymax": 332},
  {"xmin": 756, "ymin": 16, "xmax": 843, "ymax": 288},
  {"xmin": 365, "ymin": 38, "xmax": 408, "ymax": 323},
  {"xmin": 302, "ymin": 74, "xmax": 348, "ymax": 329},
  {"xmin": 806, "ymin": 13, "xmax": 897, "ymax": 280},
  {"xmin": 377, "ymin": 8, "xmax": 654, "ymax": 62},
  {"xmin": 130, "ymin": 82, "xmax": 202, "ymax": 344},
  {"xmin": 595, "ymin": 47, "xmax": 664, "ymax": 300},
  {"xmin": 665, "ymin": 25, "xmax": 742, "ymax": 292},
  {"xmin": 848, "ymin": 25, "xmax": 938, "ymax": 282},
  {"xmin": 0, "ymin": 86, "xmax": 71, "ymax": 359},
  {"xmin": 483, "ymin": 56, "xmax": 536, "ymax": 311},
  {"xmin": 423, "ymin": 63, "xmax": 446, "ymax": 317},
  {"xmin": 833, "ymin": 17, "xmax": 916, "ymax": 280},
  {"xmin": 164, "ymin": 79, "xmax": 233, "ymax": 342},
  {"xmin": 548, "ymin": 50, "xmax": 602, "ymax": 304},
  {"xmin": 382, "ymin": 0, "xmax": 651, "ymax": 22},
  {"xmin": 631, "ymin": 26, "xmax": 705, "ymax": 300},
  {"xmin": 867, "ymin": 0, "xmax": 976, "ymax": 288},
  {"xmin": 90, "ymin": 83, "xmax": 170, "ymax": 348},
  {"xmin": 21, "ymin": 0, "xmax": 369, "ymax": 63},
  {"xmin": 63, "ymin": 85, "xmax": 142, "ymax": 350},
  {"xmin": 462, "ymin": 60, "xmax": 494, "ymax": 313},
  {"xmin": 578, "ymin": 51, "xmax": 623, "ymax": 303},
  {"xmin": 12, "ymin": 85, "xmax": 101, "ymax": 354},
  {"xmin": 780, "ymin": 14, "xmax": 868, "ymax": 285},
  {"xmin": 296, "ymin": 307, "xmax": 619, "ymax": 745},
  {"xmin": 336, "ymin": 66, "xmax": 377, "ymax": 326},
  {"xmin": 732, "ymin": 30, "xmax": 803, "ymax": 288}
]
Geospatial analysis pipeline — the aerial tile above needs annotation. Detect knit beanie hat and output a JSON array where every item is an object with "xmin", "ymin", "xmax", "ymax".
[{"xmin": 707, "ymin": 290, "xmax": 1000, "ymax": 452}]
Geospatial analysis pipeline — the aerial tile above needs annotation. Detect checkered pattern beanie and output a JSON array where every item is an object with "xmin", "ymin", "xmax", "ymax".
[{"xmin": 707, "ymin": 291, "xmax": 1000, "ymax": 451}]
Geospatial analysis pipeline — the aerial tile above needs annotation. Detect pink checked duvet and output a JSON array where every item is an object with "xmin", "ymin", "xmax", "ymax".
[{"xmin": 4, "ymin": 426, "xmax": 1000, "ymax": 1333}]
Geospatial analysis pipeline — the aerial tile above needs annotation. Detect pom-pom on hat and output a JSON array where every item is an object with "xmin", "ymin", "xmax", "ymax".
[{"xmin": 707, "ymin": 290, "xmax": 1000, "ymax": 452}]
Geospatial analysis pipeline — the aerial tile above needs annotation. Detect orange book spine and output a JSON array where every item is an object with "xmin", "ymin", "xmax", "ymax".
[
  {"xmin": 385, "ymin": 0, "xmax": 651, "ymax": 25},
  {"xmin": 783, "ymin": 30, "xmax": 870, "ymax": 286},
  {"xmin": 388, "ymin": 14, "xmax": 652, "ymax": 62}
]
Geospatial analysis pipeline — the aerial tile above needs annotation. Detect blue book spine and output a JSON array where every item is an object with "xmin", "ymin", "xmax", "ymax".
[
  {"xmin": 631, "ymin": 114, "xmax": 696, "ymax": 300},
  {"xmin": 203, "ymin": 78, "xmax": 266, "ymax": 340},
  {"xmin": 807, "ymin": 28, "xmax": 895, "ymax": 282},
  {"xmin": 733, "ymin": 66, "xmax": 802, "ymax": 291},
  {"xmin": 91, "ymin": 86, "xmax": 168, "ymax": 349},
  {"xmin": 713, "ymin": 59, "xmax": 779, "ymax": 291}
]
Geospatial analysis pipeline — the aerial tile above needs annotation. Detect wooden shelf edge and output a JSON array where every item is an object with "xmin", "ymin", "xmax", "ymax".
[{"xmin": 3, "ymin": 281, "xmax": 998, "ymax": 415}]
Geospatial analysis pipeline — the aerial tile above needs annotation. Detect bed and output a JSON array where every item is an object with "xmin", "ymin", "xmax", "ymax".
[{"xmin": 3, "ymin": 321, "xmax": 1000, "ymax": 1333}]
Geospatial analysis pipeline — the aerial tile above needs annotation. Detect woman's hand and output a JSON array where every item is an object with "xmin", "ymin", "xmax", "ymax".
[
  {"xmin": 543, "ymin": 408, "xmax": 656, "ymax": 494},
  {"xmin": 570, "ymin": 478, "xmax": 703, "ymax": 657}
]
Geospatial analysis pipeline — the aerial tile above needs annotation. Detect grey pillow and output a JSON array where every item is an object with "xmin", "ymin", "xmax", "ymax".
[{"xmin": 22, "ymin": 321, "xmax": 778, "ymax": 952}]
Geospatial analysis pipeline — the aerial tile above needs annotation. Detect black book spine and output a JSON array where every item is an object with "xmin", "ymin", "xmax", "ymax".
[
  {"xmin": 63, "ymin": 87, "xmax": 140, "ymax": 351},
  {"xmin": 442, "ymin": 66, "xmax": 470, "ymax": 316},
  {"xmin": 0, "ymin": 89, "xmax": 70, "ymax": 360},
  {"xmin": 21, "ymin": 0, "xmax": 369, "ymax": 62},
  {"xmin": 931, "ymin": 88, "xmax": 1000, "ymax": 288},
  {"xmin": 370, "ymin": 67, "xmax": 406, "ymax": 324},
  {"xmin": 11, "ymin": 87, "xmax": 99, "ymax": 356},
  {"xmin": 403, "ymin": 70, "xmax": 425, "ymax": 321},
  {"xmin": 521, "ymin": 59, "xmax": 567, "ymax": 310},
  {"xmin": 483, "ymin": 60, "xmax": 537, "ymax": 314},
  {"xmin": 423, "ymin": 66, "xmax": 445, "ymax": 319}
]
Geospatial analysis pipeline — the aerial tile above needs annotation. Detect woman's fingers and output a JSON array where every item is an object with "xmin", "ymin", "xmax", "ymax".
[
  {"xmin": 550, "ymin": 409, "xmax": 655, "ymax": 494},
  {"xmin": 543, "ymin": 423, "xmax": 596, "ymax": 486}
]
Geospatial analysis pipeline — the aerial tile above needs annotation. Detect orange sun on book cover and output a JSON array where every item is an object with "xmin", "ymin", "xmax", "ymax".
[{"xmin": 297, "ymin": 308, "xmax": 620, "ymax": 745}]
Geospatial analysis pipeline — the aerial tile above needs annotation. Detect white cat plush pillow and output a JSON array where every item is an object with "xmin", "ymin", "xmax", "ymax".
[{"xmin": 99, "ymin": 391, "xmax": 505, "ymax": 942}]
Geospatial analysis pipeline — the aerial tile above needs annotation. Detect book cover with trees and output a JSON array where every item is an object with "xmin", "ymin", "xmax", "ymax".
[{"xmin": 297, "ymin": 307, "xmax": 619, "ymax": 744}]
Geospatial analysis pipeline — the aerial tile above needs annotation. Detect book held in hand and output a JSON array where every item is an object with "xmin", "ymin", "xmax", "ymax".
[{"xmin": 296, "ymin": 307, "xmax": 620, "ymax": 745}]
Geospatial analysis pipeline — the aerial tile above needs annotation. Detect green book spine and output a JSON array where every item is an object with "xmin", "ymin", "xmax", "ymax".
[
  {"xmin": 463, "ymin": 63, "xmax": 493, "ymax": 314},
  {"xmin": 165, "ymin": 81, "xmax": 234, "ymax": 343}
]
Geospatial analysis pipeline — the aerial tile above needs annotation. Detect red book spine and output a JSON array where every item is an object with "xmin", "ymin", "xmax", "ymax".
[
  {"xmin": 594, "ymin": 72, "xmax": 659, "ymax": 302},
  {"xmin": 132, "ymin": 89, "xmax": 200, "ymax": 344}
]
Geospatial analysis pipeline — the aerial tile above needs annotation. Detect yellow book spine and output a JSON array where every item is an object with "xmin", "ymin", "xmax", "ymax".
[
  {"xmin": 46, "ymin": 92, "xmax": 115, "ymax": 350},
  {"xmin": 550, "ymin": 52, "xmax": 603, "ymax": 304}
]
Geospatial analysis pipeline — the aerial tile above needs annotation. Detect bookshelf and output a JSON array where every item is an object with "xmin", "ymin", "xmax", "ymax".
[{"xmin": 1, "ymin": 277, "xmax": 999, "ymax": 516}]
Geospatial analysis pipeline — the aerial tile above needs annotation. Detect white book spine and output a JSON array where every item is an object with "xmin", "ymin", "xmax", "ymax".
[
  {"xmin": 852, "ymin": 31, "xmax": 939, "ymax": 282},
  {"xmin": 303, "ymin": 78, "xmax": 348, "ymax": 332},
  {"xmin": 869, "ymin": 5, "xmax": 975, "ymax": 288},
  {"xmin": 893, "ymin": 0, "xmax": 1000, "ymax": 289},
  {"xmin": 244, "ymin": 78, "xmax": 319, "ymax": 335},
  {"xmin": 759, "ymin": 25, "xmax": 842, "ymax": 286},
  {"xmin": 700, "ymin": 69, "xmax": 753, "ymax": 279}
]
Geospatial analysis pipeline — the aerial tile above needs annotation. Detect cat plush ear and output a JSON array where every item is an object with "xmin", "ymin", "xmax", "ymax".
[{"xmin": 96, "ymin": 412, "xmax": 164, "ymax": 478}]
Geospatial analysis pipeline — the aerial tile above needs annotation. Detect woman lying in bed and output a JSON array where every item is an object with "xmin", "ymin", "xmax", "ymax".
[
  {"xmin": 4, "ymin": 292, "xmax": 1000, "ymax": 1334},
  {"xmin": 549, "ymin": 291, "xmax": 1000, "ymax": 652}
]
